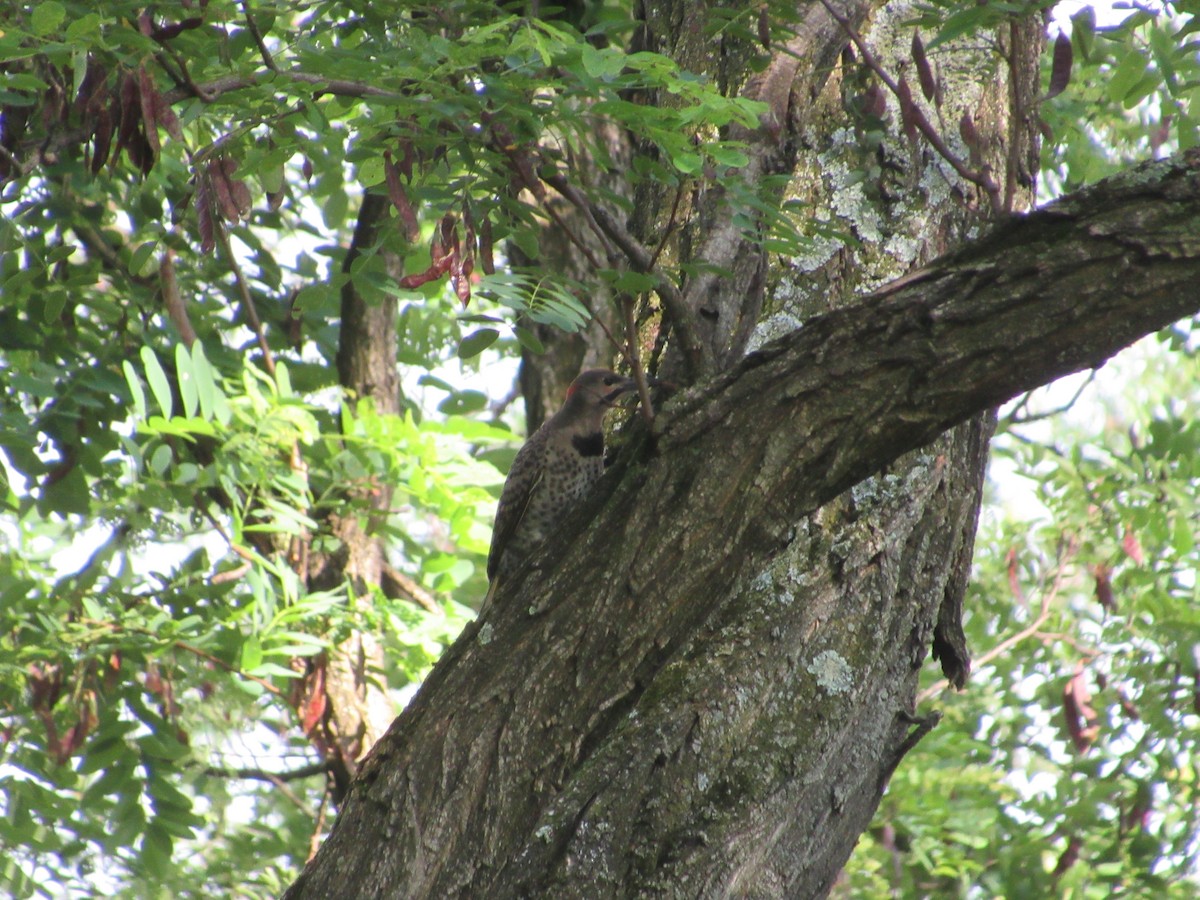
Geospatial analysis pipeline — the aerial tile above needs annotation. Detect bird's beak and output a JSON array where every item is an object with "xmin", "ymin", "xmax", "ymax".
[{"xmin": 602, "ymin": 376, "xmax": 640, "ymax": 406}]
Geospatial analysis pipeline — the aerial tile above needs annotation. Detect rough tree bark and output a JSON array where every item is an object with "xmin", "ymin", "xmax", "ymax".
[
  {"xmin": 284, "ymin": 147, "xmax": 1200, "ymax": 898},
  {"xmin": 283, "ymin": 0, "xmax": 1067, "ymax": 894}
]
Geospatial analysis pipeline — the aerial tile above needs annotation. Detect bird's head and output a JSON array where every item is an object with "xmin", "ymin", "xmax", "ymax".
[{"xmin": 564, "ymin": 369, "xmax": 638, "ymax": 411}]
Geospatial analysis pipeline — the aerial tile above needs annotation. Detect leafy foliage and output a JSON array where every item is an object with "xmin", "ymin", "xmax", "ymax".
[
  {"xmin": 1041, "ymin": 4, "xmax": 1200, "ymax": 193},
  {"xmin": 1, "ymin": 0, "xmax": 1198, "ymax": 895},
  {"xmin": 842, "ymin": 327, "xmax": 1200, "ymax": 897},
  {"xmin": 0, "ymin": 0, "xmax": 778, "ymax": 891}
]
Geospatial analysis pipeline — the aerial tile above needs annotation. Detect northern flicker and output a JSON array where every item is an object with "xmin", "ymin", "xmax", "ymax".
[{"xmin": 484, "ymin": 368, "xmax": 638, "ymax": 605}]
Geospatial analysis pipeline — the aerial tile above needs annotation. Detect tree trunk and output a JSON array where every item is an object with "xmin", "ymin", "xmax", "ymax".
[
  {"xmin": 284, "ymin": 144, "xmax": 1200, "ymax": 897},
  {"xmin": 304, "ymin": 193, "xmax": 404, "ymax": 796}
]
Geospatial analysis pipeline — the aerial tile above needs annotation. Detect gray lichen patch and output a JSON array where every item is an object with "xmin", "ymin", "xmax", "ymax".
[{"xmin": 807, "ymin": 649, "xmax": 854, "ymax": 694}]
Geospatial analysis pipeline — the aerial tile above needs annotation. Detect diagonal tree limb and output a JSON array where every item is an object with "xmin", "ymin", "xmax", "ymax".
[{"xmin": 284, "ymin": 150, "xmax": 1200, "ymax": 900}]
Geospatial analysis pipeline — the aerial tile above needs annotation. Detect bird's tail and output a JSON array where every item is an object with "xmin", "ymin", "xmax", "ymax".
[{"xmin": 477, "ymin": 576, "xmax": 500, "ymax": 621}]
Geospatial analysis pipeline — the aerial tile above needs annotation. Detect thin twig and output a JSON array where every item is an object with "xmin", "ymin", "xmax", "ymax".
[
  {"xmin": 174, "ymin": 638, "xmax": 287, "ymax": 697},
  {"xmin": 540, "ymin": 200, "xmax": 605, "ymax": 270},
  {"xmin": 216, "ymin": 225, "xmax": 276, "ymax": 377},
  {"xmin": 212, "ymin": 232, "xmax": 308, "ymax": 565},
  {"xmin": 541, "ymin": 172, "xmax": 711, "ymax": 378},
  {"xmin": 622, "ymin": 294, "xmax": 655, "ymax": 426},
  {"xmin": 78, "ymin": 618, "xmax": 287, "ymax": 697},
  {"xmin": 381, "ymin": 563, "xmax": 441, "ymax": 615},
  {"xmin": 163, "ymin": 69, "xmax": 409, "ymax": 106},
  {"xmin": 1002, "ymin": 371, "xmax": 1097, "ymax": 427},
  {"xmin": 649, "ymin": 180, "xmax": 687, "ymax": 269},
  {"xmin": 160, "ymin": 247, "xmax": 199, "ymax": 346},
  {"xmin": 575, "ymin": 292, "xmax": 631, "ymax": 363},
  {"xmin": 211, "ymin": 562, "xmax": 251, "ymax": 585},
  {"xmin": 242, "ymin": 0, "xmax": 279, "ymax": 72},
  {"xmin": 308, "ymin": 776, "xmax": 333, "ymax": 862},
  {"xmin": 71, "ymin": 219, "xmax": 155, "ymax": 287},
  {"xmin": 818, "ymin": 0, "xmax": 1004, "ymax": 216},
  {"xmin": 0, "ymin": 142, "xmax": 31, "ymax": 177},
  {"xmin": 199, "ymin": 504, "xmax": 259, "ymax": 565},
  {"xmin": 203, "ymin": 759, "xmax": 328, "ymax": 783}
]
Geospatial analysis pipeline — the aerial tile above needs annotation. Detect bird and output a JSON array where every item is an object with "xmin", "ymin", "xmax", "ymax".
[{"xmin": 483, "ymin": 368, "xmax": 639, "ymax": 609}]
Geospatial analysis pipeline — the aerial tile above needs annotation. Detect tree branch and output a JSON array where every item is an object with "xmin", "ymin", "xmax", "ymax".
[
  {"xmin": 203, "ymin": 759, "xmax": 328, "ymax": 782},
  {"xmin": 381, "ymin": 563, "xmax": 440, "ymax": 615},
  {"xmin": 284, "ymin": 152, "xmax": 1200, "ymax": 900},
  {"xmin": 162, "ymin": 69, "xmax": 408, "ymax": 106},
  {"xmin": 540, "ymin": 171, "xmax": 711, "ymax": 379},
  {"xmin": 818, "ymin": 0, "xmax": 1004, "ymax": 214}
]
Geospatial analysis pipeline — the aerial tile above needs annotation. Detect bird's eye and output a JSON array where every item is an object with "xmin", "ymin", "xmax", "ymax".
[{"xmin": 603, "ymin": 376, "xmax": 616, "ymax": 385}]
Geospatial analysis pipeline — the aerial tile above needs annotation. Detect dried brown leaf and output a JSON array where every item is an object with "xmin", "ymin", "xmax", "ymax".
[
  {"xmin": 160, "ymin": 247, "xmax": 197, "ymax": 345},
  {"xmin": 441, "ymin": 213, "xmax": 458, "ymax": 254},
  {"xmin": 152, "ymin": 17, "xmax": 204, "ymax": 42},
  {"xmin": 1051, "ymin": 836, "xmax": 1081, "ymax": 880},
  {"xmin": 896, "ymin": 76, "xmax": 919, "ymax": 142},
  {"xmin": 912, "ymin": 32, "xmax": 937, "ymax": 103},
  {"xmin": 479, "ymin": 215, "xmax": 495, "ymax": 275},
  {"xmin": 136, "ymin": 65, "xmax": 160, "ymax": 157},
  {"xmin": 208, "ymin": 159, "xmax": 240, "ymax": 222},
  {"xmin": 194, "ymin": 172, "xmax": 217, "ymax": 254},
  {"xmin": 91, "ymin": 107, "xmax": 113, "ymax": 174},
  {"xmin": 959, "ymin": 111, "xmax": 982, "ymax": 168},
  {"xmin": 72, "ymin": 57, "xmax": 108, "ymax": 117},
  {"xmin": 300, "ymin": 663, "xmax": 327, "ymax": 736},
  {"xmin": 1093, "ymin": 563, "xmax": 1116, "ymax": 612},
  {"xmin": 1046, "ymin": 31, "xmax": 1073, "ymax": 100},
  {"xmin": 384, "ymin": 152, "xmax": 420, "ymax": 242},
  {"xmin": 862, "ymin": 83, "xmax": 887, "ymax": 121},
  {"xmin": 397, "ymin": 254, "xmax": 453, "ymax": 290},
  {"xmin": 451, "ymin": 249, "xmax": 470, "ymax": 308},
  {"xmin": 461, "ymin": 208, "xmax": 475, "ymax": 280},
  {"xmin": 1116, "ymin": 688, "xmax": 1140, "ymax": 721},
  {"xmin": 115, "ymin": 73, "xmax": 140, "ymax": 164},
  {"xmin": 1062, "ymin": 664, "xmax": 1099, "ymax": 754},
  {"xmin": 154, "ymin": 89, "xmax": 184, "ymax": 142},
  {"xmin": 397, "ymin": 138, "xmax": 415, "ymax": 180}
]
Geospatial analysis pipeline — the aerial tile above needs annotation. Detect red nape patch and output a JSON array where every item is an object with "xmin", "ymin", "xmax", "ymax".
[{"xmin": 566, "ymin": 382, "xmax": 580, "ymax": 398}]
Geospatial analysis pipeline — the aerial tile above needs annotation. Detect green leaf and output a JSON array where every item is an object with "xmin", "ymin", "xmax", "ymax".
[
  {"xmin": 1106, "ymin": 50, "xmax": 1148, "ymax": 104},
  {"xmin": 175, "ymin": 342, "xmax": 198, "ymax": 419},
  {"xmin": 709, "ymin": 146, "xmax": 750, "ymax": 168},
  {"xmin": 240, "ymin": 636, "xmax": 263, "ymax": 672},
  {"xmin": 927, "ymin": 6, "xmax": 987, "ymax": 50},
  {"xmin": 294, "ymin": 283, "xmax": 331, "ymax": 311},
  {"xmin": 140, "ymin": 347, "xmax": 174, "ymax": 419},
  {"xmin": 123, "ymin": 360, "xmax": 147, "ymax": 420},
  {"xmin": 190, "ymin": 343, "xmax": 217, "ymax": 422},
  {"xmin": 514, "ymin": 325, "xmax": 544, "ymax": 354},
  {"xmin": 671, "ymin": 151, "xmax": 703, "ymax": 174},
  {"xmin": 64, "ymin": 12, "xmax": 101, "ymax": 41},
  {"xmin": 611, "ymin": 270, "xmax": 658, "ymax": 293},
  {"xmin": 457, "ymin": 328, "xmax": 500, "ymax": 359},
  {"xmin": 275, "ymin": 360, "xmax": 293, "ymax": 398},
  {"xmin": 129, "ymin": 241, "xmax": 157, "ymax": 277},
  {"xmin": 149, "ymin": 443, "xmax": 173, "ymax": 475},
  {"xmin": 30, "ymin": 1, "xmax": 66, "ymax": 36},
  {"xmin": 139, "ymin": 823, "xmax": 173, "ymax": 877}
]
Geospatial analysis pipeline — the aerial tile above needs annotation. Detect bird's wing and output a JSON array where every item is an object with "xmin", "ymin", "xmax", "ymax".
[{"xmin": 487, "ymin": 427, "xmax": 547, "ymax": 581}]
